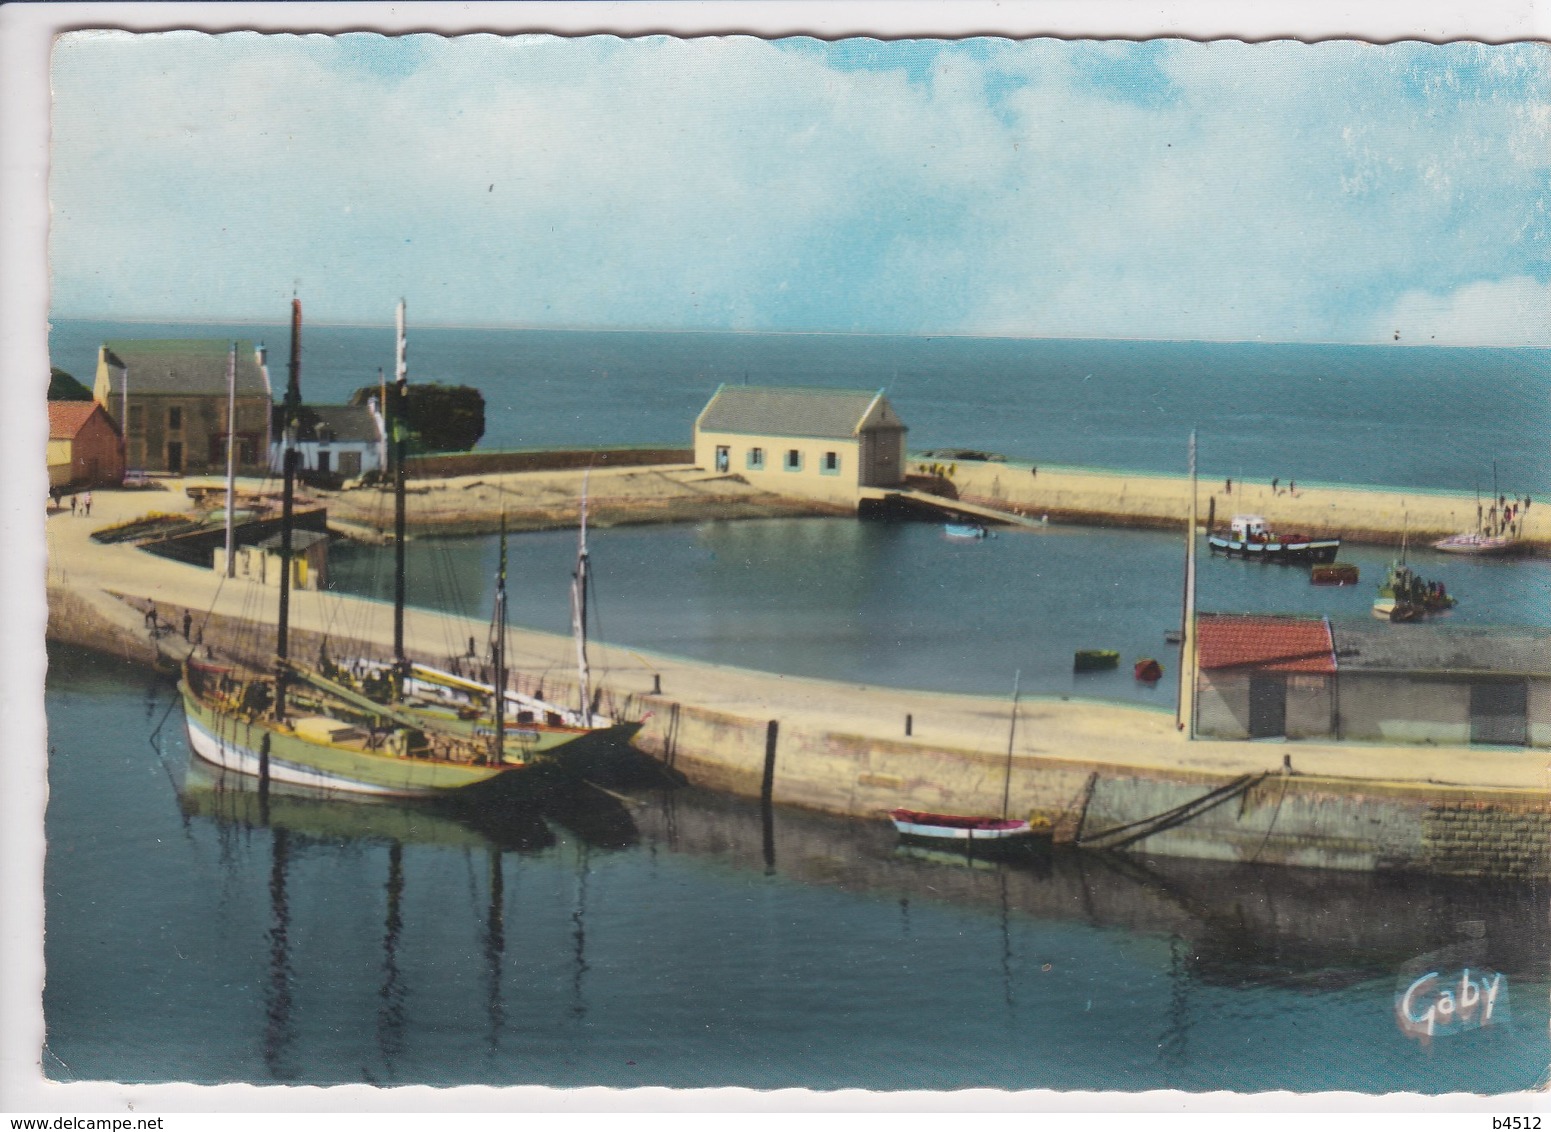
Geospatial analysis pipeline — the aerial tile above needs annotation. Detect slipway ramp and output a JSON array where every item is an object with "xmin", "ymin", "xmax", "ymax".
[{"xmin": 859, "ymin": 486, "xmax": 1047, "ymax": 529}]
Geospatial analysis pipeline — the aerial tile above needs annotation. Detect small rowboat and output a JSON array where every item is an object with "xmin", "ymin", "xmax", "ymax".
[
  {"xmin": 944, "ymin": 522, "xmax": 988, "ymax": 540},
  {"xmin": 1134, "ymin": 658, "xmax": 1163, "ymax": 683},
  {"xmin": 1311, "ymin": 562, "xmax": 1359, "ymax": 586},
  {"xmin": 1074, "ymin": 648, "xmax": 1119, "ymax": 672},
  {"xmin": 888, "ymin": 808, "xmax": 1046, "ymax": 845}
]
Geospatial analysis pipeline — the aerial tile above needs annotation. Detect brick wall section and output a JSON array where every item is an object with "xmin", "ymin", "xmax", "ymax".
[
  {"xmin": 1422, "ymin": 802, "xmax": 1551, "ymax": 879},
  {"xmin": 405, "ymin": 447, "xmax": 693, "ymax": 479}
]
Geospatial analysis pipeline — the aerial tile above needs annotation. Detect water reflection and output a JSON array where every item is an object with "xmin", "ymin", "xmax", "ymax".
[{"xmin": 630, "ymin": 785, "xmax": 1549, "ymax": 989}]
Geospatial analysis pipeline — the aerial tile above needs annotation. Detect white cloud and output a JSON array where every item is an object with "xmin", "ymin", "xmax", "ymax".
[
  {"xmin": 46, "ymin": 33, "xmax": 1551, "ymax": 344},
  {"xmin": 1379, "ymin": 276, "xmax": 1551, "ymax": 346}
]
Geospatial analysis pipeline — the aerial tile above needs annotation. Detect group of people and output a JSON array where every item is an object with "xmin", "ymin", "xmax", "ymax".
[
  {"xmin": 48, "ymin": 487, "xmax": 92, "ymax": 515},
  {"xmin": 1221, "ymin": 477, "xmax": 1298, "ymax": 496},
  {"xmin": 1480, "ymin": 494, "xmax": 1532, "ymax": 538}
]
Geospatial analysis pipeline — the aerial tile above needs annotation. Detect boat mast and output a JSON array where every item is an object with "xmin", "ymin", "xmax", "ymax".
[
  {"xmin": 222, "ymin": 341, "xmax": 237, "ymax": 578},
  {"xmin": 571, "ymin": 471, "xmax": 593, "ymax": 727},
  {"xmin": 1000, "ymin": 669, "xmax": 1021, "ymax": 821},
  {"xmin": 1175, "ymin": 430, "xmax": 1198, "ymax": 735},
  {"xmin": 490, "ymin": 511, "xmax": 508, "ymax": 765},
  {"xmin": 392, "ymin": 300, "xmax": 409, "ymax": 680},
  {"xmin": 274, "ymin": 299, "xmax": 303, "ymax": 719}
]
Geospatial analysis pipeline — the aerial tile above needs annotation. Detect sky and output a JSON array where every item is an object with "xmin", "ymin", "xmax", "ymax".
[{"xmin": 48, "ymin": 31, "xmax": 1551, "ymax": 345}]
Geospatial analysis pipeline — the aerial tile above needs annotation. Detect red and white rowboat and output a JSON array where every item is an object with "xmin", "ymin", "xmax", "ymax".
[{"xmin": 888, "ymin": 808, "xmax": 1042, "ymax": 844}]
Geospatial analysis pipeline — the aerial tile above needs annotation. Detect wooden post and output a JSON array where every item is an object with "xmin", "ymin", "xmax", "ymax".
[
  {"xmin": 905, "ymin": 713, "xmax": 913, "ymax": 736},
  {"xmin": 761, "ymin": 720, "xmax": 779, "ymax": 804}
]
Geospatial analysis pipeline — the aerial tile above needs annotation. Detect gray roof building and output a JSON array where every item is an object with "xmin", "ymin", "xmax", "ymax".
[
  {"xmin": 276, "ymin": 404, "xmax": 382, "ymax": 444},
  {"xmin": 97, "ymin": 340, "xmax": 271, "ymax": 399},
  {"xmin": 696, "ymin": 385, "xmax": 905, "ymax": 440}
]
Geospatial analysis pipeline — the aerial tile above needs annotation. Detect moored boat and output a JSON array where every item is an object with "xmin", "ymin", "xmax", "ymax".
[
  {"xmin": 1134, "ymin": 657, "xmax": 1163, "ymax": 683},
  {"xmin": 944, "ymin": 522, "xmax": 988, "ymax": 539},
  {"xmin": 1372, "ymin": 560, "xmax": 1456, "ymax": 622},
  {"xmin": 888, "ymin": 809, "xmax": 1047, "ymax": 845},
  {"xmin": 1208, "ymin": 515, "xmax": 1340, "ymax": 563},
  {"xmin": 1432, "ymin": 531, "xmax": 1519, "ymax": 556},
  {"xmin": 180, "ymin": 300, "xmax": 638, "ymax": 800}
]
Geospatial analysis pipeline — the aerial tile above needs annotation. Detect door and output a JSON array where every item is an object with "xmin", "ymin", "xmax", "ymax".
[
  {"xmin": 1248, "ymin": 673, "xmax": 1287, "ymax": 738},
  {"xmin": 166, "ymin": 441, "xmax": 183, "ymax": 474},
  {"xmin": 339, "ymin": 450, "xmax": 361, "ymax": 477},
  {"xmin": 1470, "ymin": 680, "xmax": 1528, "ymax": 746},
  {"xmin": 317, "ymin": 450, "xmax": 331, "ymax": 474},
  {"xmin": 715, "ymin": 445, "xmax": 730, "ymax": 473}
]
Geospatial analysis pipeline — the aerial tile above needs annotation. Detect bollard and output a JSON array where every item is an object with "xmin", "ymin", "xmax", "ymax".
[
  {"xmin": 905, "ymin": 713, "xmax": 913, "ymax": 736},
  {"xmin": 652, "ymin": 673, "xmax": 662, "ymax": 695}
]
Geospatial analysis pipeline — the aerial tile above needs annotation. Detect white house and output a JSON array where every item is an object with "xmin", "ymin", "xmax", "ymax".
[{"xmin": 270, "ymin": 401, "xmax": 387, "ymax": 479}]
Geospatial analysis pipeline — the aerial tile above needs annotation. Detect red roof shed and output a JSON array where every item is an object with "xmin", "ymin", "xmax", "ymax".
[{"xmin": 1196, "ymin": 614, "xmax": 1336, "ymax": 674}]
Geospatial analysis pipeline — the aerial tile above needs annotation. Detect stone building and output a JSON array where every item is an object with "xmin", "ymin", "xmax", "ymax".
[
  {"xmin": 93, "ymin": 340, "xmax": 272, "ymax": 476},
  {"xmin": 693, "ymin": 385, "xmax": 907, "ymax": 507},
  {"xmin": 47, "ymin": 401, "xmax": 124, "ymax": 489},
  {"xmin": 1194, "ymin": 613, "xmax": 1550, "ymax": 749}
]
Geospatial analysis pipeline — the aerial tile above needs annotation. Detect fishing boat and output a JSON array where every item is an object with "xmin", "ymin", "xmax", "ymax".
[
  {"xmin": 180, "ymin": 300, "xmax": 638, "ymax": 799},
  {"xmin": 1074, "ymin": 648, "xmax": 1119, "ymax": 672},
  {"xmin": 1311, "ymin": 562, "xmax": 1360, "ymax": 586},
  {"xmin": 944, "ymin": 522, "xmax": 989, "ymax": 540},
  {"xmin": 1372, "ymin": 561, "xmax": 1456, "ymax": 622},
  {"xmin": 1207, "ymin": 515, "xmax": 1341, "ymax": 563}
]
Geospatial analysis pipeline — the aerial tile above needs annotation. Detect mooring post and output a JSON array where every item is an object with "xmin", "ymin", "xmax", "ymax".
[
  {"xmin": 652, "ymin": 673, "xmax": 662, "ymax": 695},
  {"xmin": 761, "ymin": 720, "xmax": 779, "ymax": 804},
  {"xmin": 905, "ymin": 713, "xmax": 913, "ymax": 736}
]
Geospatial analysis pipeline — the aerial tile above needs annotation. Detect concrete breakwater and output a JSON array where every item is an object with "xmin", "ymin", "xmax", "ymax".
[
  {"xmin": 931, "ymin": 459, "xmax": 1549, "ymax": 553},
  {"xmin": 44, "ymin": 484, "xmax": 1548, "ymax": 881}
]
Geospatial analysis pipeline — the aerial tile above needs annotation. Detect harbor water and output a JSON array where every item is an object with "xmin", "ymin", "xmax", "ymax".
[
  {"xmin": 326, "ymin": 518, "xmax": 1551, "ymax": 705},
  {"xmin": 50, "ymin": 321, "xmax": 1551, "ymax": 495},
  {"xmin": 42, "ymin": 644, "xmax": 1551, "ymax": 1091}
]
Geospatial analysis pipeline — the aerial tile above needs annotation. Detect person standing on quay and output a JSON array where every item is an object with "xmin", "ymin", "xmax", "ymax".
[
  {"xmin": 70, "ymin": 494, "xmax": 77, "ymax": 515},
  {"xmin": 182, "ymin": 610, "xmax": 193, "ymax": 641},
  {"xmin": 1271, "ymin": 477, "xmax": 1279, "ymax": 495},
  {"xmin": 82, "ymin": 490, "xmax": 92, "ymax": 516}
]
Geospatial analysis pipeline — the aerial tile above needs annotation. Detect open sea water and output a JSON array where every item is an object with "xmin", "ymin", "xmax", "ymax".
[
  {"xmin": 49, "ymin": 321, "xmax": 1551, "ymax": 494},
  {"xmin": 43, "ymin": 644, "xmax": 1551, "ymax": 1091}
]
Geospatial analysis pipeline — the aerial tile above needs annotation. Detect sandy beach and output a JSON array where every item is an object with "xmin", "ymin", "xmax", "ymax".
[{"xmin": 941, "ymin": 458, "xmax": 1549, "ymax": 552}]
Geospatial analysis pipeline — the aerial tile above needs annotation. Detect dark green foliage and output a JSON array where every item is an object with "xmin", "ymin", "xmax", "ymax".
[
  {"xmin": 49, "ymin": 367, "xmax": 93, "ymax": 401},
  {"xmin": 350, "ymin": 381, "xmax": 485, "ymax": 453}
]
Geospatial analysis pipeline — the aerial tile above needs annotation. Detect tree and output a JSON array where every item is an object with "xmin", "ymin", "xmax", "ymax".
[
  {"xmin": 350, "ymin": 382, "xmax": 485, "ymax": 453},
  {"xmin": 49, "ymin": 367, "xmax": 93, "ymax": 401}
]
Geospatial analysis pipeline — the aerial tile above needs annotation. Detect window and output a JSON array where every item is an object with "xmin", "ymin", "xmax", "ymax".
[
  {"xmin": 168, "ymin": 406, "xmax": 183, "ymax": 430},
  {"xmin": 747, "ymin": 447, "xmax": 765, "ymax": 471},
  {"xmin": 784, "ymin": 448, "xmax": 802, "ymax": 472},
  {"xmin": 715, "ymin": 445, "xmax": 730, "ymax": 473},
  {"xmin": 127, "ymin": 405, "xmax": 144, "ymax": 432},
  {"xmin": 821, "ymin": 451, "xmax": 841, "ymax": 476}
]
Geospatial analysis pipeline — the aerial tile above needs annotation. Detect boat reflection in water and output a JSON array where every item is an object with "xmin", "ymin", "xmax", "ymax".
[
  {"xmin": 636, "ymin": 786, "xmax": 1548, "ymax": 995},
  {"xmin": 177, "ymin": 756, "xmax": 641, "ymax": 1077}
]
